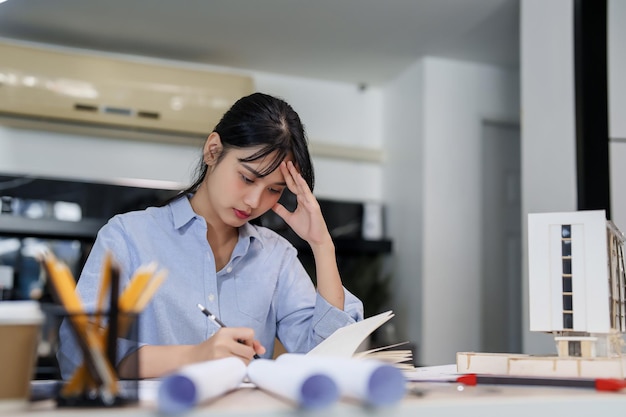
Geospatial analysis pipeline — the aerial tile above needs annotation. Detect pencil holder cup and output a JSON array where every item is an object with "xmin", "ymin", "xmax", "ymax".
[{"xmin": 49, "ymin": 306, "xmax": 140, "ymax": 407}]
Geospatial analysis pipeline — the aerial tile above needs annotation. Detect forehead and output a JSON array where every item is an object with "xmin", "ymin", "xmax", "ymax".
[{"xmin": 228, "ymin": 147, "xmax": 293, "ymax": 176}]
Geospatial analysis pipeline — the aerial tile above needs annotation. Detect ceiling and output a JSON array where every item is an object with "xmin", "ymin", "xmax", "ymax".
[{"xmin": 0, "ymin": 0, "xmax": 519, "ymax": 87}]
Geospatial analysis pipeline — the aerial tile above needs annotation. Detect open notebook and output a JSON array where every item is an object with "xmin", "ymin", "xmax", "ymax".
[{"xmin": 307, "ymin": 310, "xmax": 414, "ymax": 369}]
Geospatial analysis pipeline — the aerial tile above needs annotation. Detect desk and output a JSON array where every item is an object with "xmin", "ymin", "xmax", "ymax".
[{"xmin": 19, "ymin": 382, "xmax": 626, "ymax": 417}]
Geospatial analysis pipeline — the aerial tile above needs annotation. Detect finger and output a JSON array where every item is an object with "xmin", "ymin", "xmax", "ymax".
[
  {"xmin": 231, "ymin": 341, "xmax": 256, "ymax": 360},
  {"xmin": 286, "ymin": 161, "xmax": 307, "ymax": 193},
  {"xmin": 286, "ymin": 161, "xmax": 316, "ymax": 205},
  {"xmin": 223, "ymin": 327, "xmax": 256, "ymax": 344},
  {"xmin": 279, "ymin": 161, "xmax": 298, "ymax": 192},
  {"xmin": 281, "ymin": 160, "xmax": 308, "ymax": 198},
  {"xmin": 272, "ymin": 203, "xmax": 291, "ymax": 221},
  {"xmin": 231, "ymin": 337, "xmax": 265, "ymax": 362},
  {"xmin": 220, "ymin": 328, "xmax": 259, "ymax": 361},
  {"xmin": 253, "ymin": 340, "xmax": 266, "ymax": 355}
]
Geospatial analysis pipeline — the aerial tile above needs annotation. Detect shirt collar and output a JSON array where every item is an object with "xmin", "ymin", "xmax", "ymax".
[
  {"xmin": 171, "ymin": 195, "xmax": 198, "ymax": 229},
  {"xmin": 170, "ymin": 195, "xmax": 265, "ymax": 250},
  {"xmin": 238, "ymin": 221, "xmax": 264, "ymax": 250}
]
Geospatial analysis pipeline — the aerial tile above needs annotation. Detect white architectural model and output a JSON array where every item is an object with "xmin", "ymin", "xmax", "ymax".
[
  {"xmin": 528, "ymin": 210, "xmax": 626, "ymax": 358},
  {"xmin": 457, "ymin": 210, "xmax": 626, "ymax": 378}
]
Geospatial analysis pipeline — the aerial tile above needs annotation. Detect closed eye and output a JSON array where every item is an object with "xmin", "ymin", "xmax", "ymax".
[{"xmin": 241, "ymin": 174, "xmax": 254, "ymax": 184}]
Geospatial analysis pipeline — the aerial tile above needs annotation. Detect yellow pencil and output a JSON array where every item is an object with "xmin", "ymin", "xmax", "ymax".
[
  {"xmin": 64, "ymin": 260, "xmax": 167, "ymax": 392},
  {"xmin": 42, "ymin": 252, "xmax": 118, "ymax": 400}
]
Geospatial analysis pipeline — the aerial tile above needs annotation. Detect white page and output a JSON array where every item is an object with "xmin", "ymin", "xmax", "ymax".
[
  {"xmin": 403, "ymin": 364, "xmax": 460, "ymax": 381},
  {"xmin": 307, "ymin": 310, "xmax": 394, "ymax": 357}
]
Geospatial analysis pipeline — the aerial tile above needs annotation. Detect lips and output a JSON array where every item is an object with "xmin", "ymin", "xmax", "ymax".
[{"xmin": 234, "ymin": 208, "xmax": 251, "ymax": 219}]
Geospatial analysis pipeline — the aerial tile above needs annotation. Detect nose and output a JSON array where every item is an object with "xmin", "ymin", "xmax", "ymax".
[{"xmin": 243, "ymin": 186, "xmax": 263, "ymax": 209}]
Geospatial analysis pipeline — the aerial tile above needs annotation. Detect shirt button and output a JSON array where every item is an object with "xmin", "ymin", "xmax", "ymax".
[
  {"xmin": 226, "ymin": 266, "xmax": 232, "ymax": 273},
  {"xmin": 208, "ymin": 293, "xmax": 215, "ymax": 302}
]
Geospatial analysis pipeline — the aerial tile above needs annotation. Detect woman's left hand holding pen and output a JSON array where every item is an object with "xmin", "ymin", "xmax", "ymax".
[
  {"xmin": 191, "ymin": 327, "xmax": 266, "ymax": 365},
  {"xmin": 118, "ymin": 330, "xmax": 265, "ymax": 379}
]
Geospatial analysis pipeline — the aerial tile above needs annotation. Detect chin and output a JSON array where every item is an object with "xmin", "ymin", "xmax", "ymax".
[{"xmin": 230, "ymin": 215, "xmax": 251, "ymax": 227}]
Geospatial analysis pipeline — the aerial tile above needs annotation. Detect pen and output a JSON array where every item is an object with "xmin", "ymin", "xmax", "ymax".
[
  {"xmin": 197, "ymin": 303, "xmax": 261, "ymax": 359},
  {"xmin": 456, "ymin": 374, "xmax": 626, "ymax": 392}
]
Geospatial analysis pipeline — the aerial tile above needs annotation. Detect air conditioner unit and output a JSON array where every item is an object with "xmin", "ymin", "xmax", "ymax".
[{"xmin": 0, "ymin": 41, "xmax": 254, "ymax": 145}]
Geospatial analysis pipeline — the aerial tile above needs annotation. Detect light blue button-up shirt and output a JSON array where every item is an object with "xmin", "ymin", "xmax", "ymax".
[{"xmin": 57, "ymin": 196, "xmax": 363, "ymax": 378}]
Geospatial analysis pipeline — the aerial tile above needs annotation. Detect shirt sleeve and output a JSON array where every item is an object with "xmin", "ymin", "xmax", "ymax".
[
  {"xmin": 274, "ymin": 245, "xmax": 364, "ymax": 353},
  {"xmin": 310, "ymin": 287, "xmax": 364, "ymax": 341}
]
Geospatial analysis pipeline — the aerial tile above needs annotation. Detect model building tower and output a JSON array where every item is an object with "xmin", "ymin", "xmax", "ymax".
[{"xmin": 528, "ymin": 210, "xmax": 626, "ymax": 358}]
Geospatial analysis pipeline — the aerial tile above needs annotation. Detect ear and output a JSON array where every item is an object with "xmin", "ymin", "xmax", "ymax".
[{"xmin": 203, "ymin": 132, "xmax": 223, "ymax": 165}]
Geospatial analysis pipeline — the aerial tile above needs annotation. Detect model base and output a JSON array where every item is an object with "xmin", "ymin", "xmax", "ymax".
[{"xmin": 456, "ymin": 351, "xmax": 626, "ymax": 379}]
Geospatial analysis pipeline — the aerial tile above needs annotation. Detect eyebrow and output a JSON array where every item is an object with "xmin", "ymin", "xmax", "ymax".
[{"xmin": 241, "ymin": 163, "xmax": 287, "ymax": 186}]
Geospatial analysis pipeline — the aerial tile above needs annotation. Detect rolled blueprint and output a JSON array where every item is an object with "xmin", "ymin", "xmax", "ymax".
[
  {"xmin": 157, "ymin": 357, "xmax": 247, "ymax": 414},
  {"xmin": 246, "ymin": 358, "xmax": 339, "ymax": 409},
  {"xmin": 277, "ymin": 354, "xmax": 406, "ymax": 406}
]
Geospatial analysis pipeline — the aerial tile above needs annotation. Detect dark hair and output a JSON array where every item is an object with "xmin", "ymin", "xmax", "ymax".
[{"xmin": 179, "ymin": 92, "xmax": 314, "ymax": 198}]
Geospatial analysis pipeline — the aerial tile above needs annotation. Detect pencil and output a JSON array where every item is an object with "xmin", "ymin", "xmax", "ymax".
[
  {"xmin": 66, "ymin": 262, "xmax": 166, "ymax": 390},
  {"xmin": 41, "ymin": 252, "xmax": 118, "ymax": 400},
  {"xmin": 197, "ymin": 304, "xmax": 261, "ymax": 359}
]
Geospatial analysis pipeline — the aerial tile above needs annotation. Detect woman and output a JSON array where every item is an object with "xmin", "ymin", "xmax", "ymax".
[{"xmin": 57, "ymin": 92, "xmax": 364, "ymax": 379}]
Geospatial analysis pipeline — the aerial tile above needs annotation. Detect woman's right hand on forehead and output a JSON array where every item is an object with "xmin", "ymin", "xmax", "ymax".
[{"xmin": 272, "ymin": 161, "xmax": 332, "ymax": 249}]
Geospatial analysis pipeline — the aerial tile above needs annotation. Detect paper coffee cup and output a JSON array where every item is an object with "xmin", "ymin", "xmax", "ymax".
[{"xmin": 0, "ymin": 301, "xmax": 44, "ymax": 410}]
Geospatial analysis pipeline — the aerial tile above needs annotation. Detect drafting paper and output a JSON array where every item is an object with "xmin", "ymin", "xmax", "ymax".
[
  {"xmin": 246, "ymin": 359, "xmax": 339, "ymax": 409},
  {"xmin": 157, "ymin": 357, "xmax": 246, "ymax": 414},
  {"xmin": 277, "ymin": 353, "xmax": 406, "ymax": 406}
]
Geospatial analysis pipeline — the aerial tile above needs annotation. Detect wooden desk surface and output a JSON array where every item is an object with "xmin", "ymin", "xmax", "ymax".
[{"xmin": 17, "ymin": 382, "xmax": 626, "ymax": 417}]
